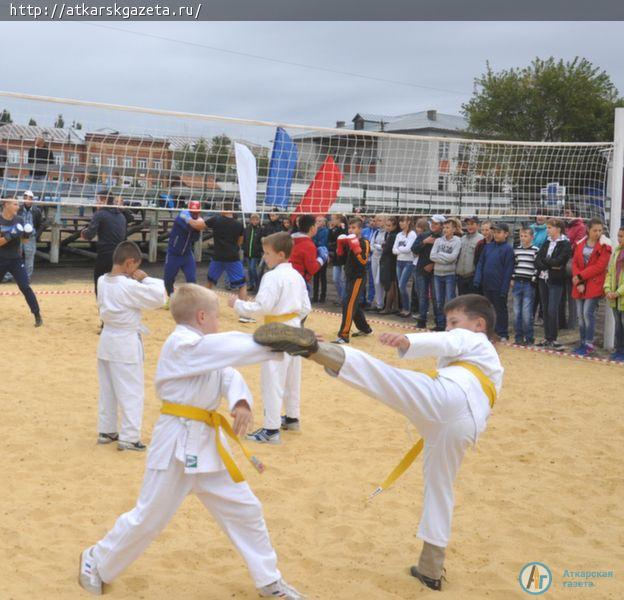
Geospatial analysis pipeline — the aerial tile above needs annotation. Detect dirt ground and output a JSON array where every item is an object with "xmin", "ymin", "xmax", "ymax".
[{"xmin": 1, "ymin": 275, "xmax": 623, "ymax": 599}]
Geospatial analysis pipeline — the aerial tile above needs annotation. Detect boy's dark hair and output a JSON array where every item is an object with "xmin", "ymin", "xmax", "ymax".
[
  {"xmin": 444, "ymin": 294, "xmax": 496, "ymax": 340},
  {"xmin": 547, "ymin": 217, "xmax": 565, "ymax": 232},
  {"xmin": 349, "ymin": 217, "xmax": 363, "ymax": 229},
  {"xmin": 587, "ymin": 217, "xmax": 603, "ymax": 229},
  {"xmin": 297, "ymin": 214, "xmax": 316, "ymax": 234},
  {"xmin": 520, "ymin": 227, "xmax": 534, "ymax": 236},
  {"xmin": 113, "ymin": 240, "xmax": 142, "ymax": 265},
  {"xmin": 262, "ymin": 231, "xmax": 293, "ymax": 258}
]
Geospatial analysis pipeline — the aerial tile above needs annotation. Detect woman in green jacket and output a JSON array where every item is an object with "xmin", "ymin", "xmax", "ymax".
[{"xmin": 604, "ymin": 226, "xmax": 624, "ymax": 361}]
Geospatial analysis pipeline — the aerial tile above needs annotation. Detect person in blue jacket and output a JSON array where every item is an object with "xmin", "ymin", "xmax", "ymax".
[
  {"xmin": 164, "ymin": 200, "xmax": 206, "ymax": 296},
  {"xmin": 474, "ymin": 222, "xmax": 515, "ymax": 340},
  {"xmin": 312, "ymin": 215, "xmax": 330, "ymax": 303}
]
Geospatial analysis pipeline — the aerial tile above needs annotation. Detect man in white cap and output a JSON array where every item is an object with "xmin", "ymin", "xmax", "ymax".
[{"xmin": 18, "ymin": 190, "xmax": 44, "ymax": 281}]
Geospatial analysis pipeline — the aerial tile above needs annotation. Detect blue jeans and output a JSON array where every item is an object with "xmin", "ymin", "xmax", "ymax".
[
  {"xmin": 396, "ymin": 261, "xmax": 415, "ymax": 312},
  {"xmin": 433, "ymin": 274, "xmax": 457, "ymax": 328},
  {"xmin": 414, "ymin": 272, "xmax": 432, "ymax": 324},
  {"xmin": 576, "ymin": 298, "xmax": 600, "ymax": 345},
  {"xmin": 512, "ymin": 280, "xmax": 535, "ymax": 342},
  {"xmin": 245, "ymin": 257, "xmax": 259, "ymax": 289},
  {"xmin": 613, "ymin": 308, "xmax": 624, "ymax": 353},
  {"xmin": 22, "ymin": 236, "xmax": 37, "ymax": 281},
  {"xmin": 332, "ymin": 265, "xmax": 345, "ymax": 302}
]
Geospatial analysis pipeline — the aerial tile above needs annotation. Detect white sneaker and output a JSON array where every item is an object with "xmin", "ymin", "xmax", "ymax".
[
  {"xmin": 78, "ymin": 547, "xmax": 102, "ymax": 595},
  {"xmin": 259, "ymin": 578, "xmax": 305, "ymax": 599}
]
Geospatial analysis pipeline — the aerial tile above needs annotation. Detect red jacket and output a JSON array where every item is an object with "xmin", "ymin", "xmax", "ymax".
[
  {"xmin": 566, "ymin": 219, "xmax": 587, "ymax": 247},
  {"xmin": 571, "ymin": 236, "xmax": 612, "ymax": 299},
  {"xmin": 290, "ymin": 234, "xmax": 321, "ymax": 282}
]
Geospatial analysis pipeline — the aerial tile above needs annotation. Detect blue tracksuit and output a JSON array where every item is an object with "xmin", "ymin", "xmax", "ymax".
[{"xmin": 164, "ymin": 210, "xmax": 200, "ymax": 295}]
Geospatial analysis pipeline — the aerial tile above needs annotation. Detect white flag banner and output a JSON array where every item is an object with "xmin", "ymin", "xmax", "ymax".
[{"xmin": 234, "ymin": 142, "xmax": 257, "ymax": 214}]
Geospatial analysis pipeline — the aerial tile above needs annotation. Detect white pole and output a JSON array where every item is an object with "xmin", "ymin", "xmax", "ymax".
[{"xmin": 604, "ymin": 108, "xmax": 624, "ymax": 349}]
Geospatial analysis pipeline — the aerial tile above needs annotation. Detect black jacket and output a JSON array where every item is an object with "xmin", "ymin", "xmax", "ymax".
[
  {"xmin": 243, "ymin": 224, "xmax": 263, "ymax": 259},
  {"xmin": 18, "ymin": 205, "xmax": 44, "ymax": 235},
  {"xmin": 82, "ymin": 207, "xmax": 127, "ymax": 254},
  {"xmin": 262, "ymin": 219, "xmax": 283, "ymax": 237},
  {"xmin": 343, "ymin": 237, "xmax": 370, "ymax": 280},
  {"xmin": 534, "ymin": 238, "xmax": 572, "ymax": 285},
  {"xmin": 328, "ymin": 224, "xmax": 348, "ymax": 265},
  {"xmin": 411, "ymin": 230, "xmax": 440, "ymax": 274}
]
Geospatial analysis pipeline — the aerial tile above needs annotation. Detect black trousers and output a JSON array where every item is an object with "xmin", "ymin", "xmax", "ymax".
[
  {"xmin": 457, "ymin": 275, "xmax": 475, "ymax": 295},
  {"xmin": 313, "ymin": 262, "xmax": 327, "ymax": 302},
  {"xmin": 338, "ymin": 277, "xmax": 371, "ymax": 340},
  {"xmin": 484, "ymin": 289, "xmax": 509, "ymax": 338},
  {"xmin": 0, "ymin": 257, "xmax": 40, "ymax": 316},
  {"xmin": 94, "ymin": 252, "xmax": 114, "ymax": 296}
]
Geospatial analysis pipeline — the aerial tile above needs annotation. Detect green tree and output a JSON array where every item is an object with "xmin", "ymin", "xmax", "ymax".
[
  {"xmin": 174, "ymin": 137, "xmax": 210, "ymax": 172},
  {"xmin": 0, "ymin": 109, "xmax": 12, "ymax": 123},
  {"xmin": 207, "ymin": 134, "xmax": 232, "ymax": 174},
  {"xmin": 54, "ymin": 114, "xmax": 65, "ymax": 128},
  {"xmin": 28, "ymin": 118, "xmax": 37, "ymax": 126},
  {"xmin": 462, "ymin": 57, "xmax": 624, "ymax": 142}
]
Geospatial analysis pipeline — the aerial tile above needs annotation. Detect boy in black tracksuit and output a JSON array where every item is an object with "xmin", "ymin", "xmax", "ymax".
[
  {"xmin": 243, "ymin": 213, "xmax": 263, "ymax": 292},
  {"xmin": 333, "ymin": 218, "xmax": 373, "ymax": 344}
]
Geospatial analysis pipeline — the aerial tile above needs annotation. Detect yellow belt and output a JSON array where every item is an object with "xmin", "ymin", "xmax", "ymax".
[
  {"xmin": 263, "ymin": 313, "xmax": 298, "ymax": 325},
  {"xmin": 161, "ymin": 401, "xmax": 265, "ymax": 483},
  {"xmin": 369, "ymin": 361, "xmax": 496, "ymax": 500}
]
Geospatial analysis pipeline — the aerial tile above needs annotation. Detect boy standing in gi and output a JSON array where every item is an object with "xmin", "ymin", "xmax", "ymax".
[
  {"xmin": 230, "ymin": 232, "xmax": 311, "ymax": 444},
  {"xmin": 333, "ymin": 217, "xmax": 373, "ymax": 344},
  {"xmin": 80, "ymin": 284, "xmax": 303, "ymax": 599},
  {"xmin": 96, "ymin": 241, "xmax": 166, "ymax": 451},
  {"xmin": 252, "ymin": 294, "xmax": 503, "ymax": 591}
]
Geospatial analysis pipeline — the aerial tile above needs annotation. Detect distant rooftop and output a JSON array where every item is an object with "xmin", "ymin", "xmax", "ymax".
[
  {"xmin": 353, "ymin": 110, "xmax": 467, "ymax": 133},
  {"xmin": 0, "ymin": 124, "xmax": 85, "ymax": 143}
]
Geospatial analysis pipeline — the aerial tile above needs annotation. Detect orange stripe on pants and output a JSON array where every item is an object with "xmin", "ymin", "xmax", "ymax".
[{"xmin": 340, "ymin": 278, "xmax": 362, "ymax": 339}]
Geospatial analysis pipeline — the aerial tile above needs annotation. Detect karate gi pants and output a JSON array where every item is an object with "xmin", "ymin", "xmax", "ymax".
[
  {"xmin": 92, "ymin": 460, "xmax": 281, "ymax": 588},
  {"xmin": 97, "ymin": 359, "xmax": 144, "ymax": 443},
  {"xmin": 261, "ymin": 354, "xmax": 302, "ymax": 430},
  {"xmin": 336, "ymin": 346, "xmax": 478, "ymax": 548}
]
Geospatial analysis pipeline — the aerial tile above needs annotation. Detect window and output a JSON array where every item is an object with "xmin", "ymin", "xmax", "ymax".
[
  {"xmin": 92, "ymin": 155, "xmax": 101, "ymax": 166},
  {"xmin": 8, "ymin": 149, "xmax": 21, "ymax": 164},
  {"xmin": 123, "ymin": 157, "xmax": 133, "ymax": 168},
  {"xmin": 438, "ymin": 175, "xmax": 448, "ymax": 192},
  {"xmin": 438, "ymin": 141, "xmax": 450, "ymax": 160},
  {"xmin": 55, "ymin": 153, "xmax": 65, "ymax": 166},
  {"xmin": 137, "ymin": 158, "xmax": 147, "ymax": 169},
  {"xmin": 152, "ymin": 160, "xmax": 162, "ymax": 170},
  {"xmin": 70, "ymin": 154, "xmax": 79, "ymax": 166},
  {"xmin": 107, "ymin": 156, "xmax": 117, "ymax": 167}
]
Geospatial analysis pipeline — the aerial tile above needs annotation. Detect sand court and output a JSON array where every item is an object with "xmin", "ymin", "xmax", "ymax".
[{"xmin": 1, "ymin": 284, "xmax": 623, "ymax": 599}]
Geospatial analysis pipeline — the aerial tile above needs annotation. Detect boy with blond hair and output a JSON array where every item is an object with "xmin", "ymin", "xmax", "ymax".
[
  {"xmin": 80, "ymin": 284, "xmax": 304, "ymax": 599},
  {"xmin": 230, "ymin": 231, "xmax": 311, "ymax": 443},
  {"xmin": 96, "ymin": 240, "xmax": 166, "ymax": 451}
]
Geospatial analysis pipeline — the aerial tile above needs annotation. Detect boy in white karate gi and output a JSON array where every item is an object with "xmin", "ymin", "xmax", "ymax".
[
  {"xmin": 229, "ymin": 232, "xmax": 311, "ymax": 444},
  {"xmin": 96, "ymin": 241, "xmax": 166, "ymax": 451},
  {"xmin": 252, "ymin": 294, "xmax": 503, "ymax": 591},
  {"xmin": 80, "ymin": 284, "xmax": 304, "ymax": 599}
]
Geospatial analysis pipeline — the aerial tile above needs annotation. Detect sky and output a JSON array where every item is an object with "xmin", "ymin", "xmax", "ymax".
[{"xmin": 1, "ymin": 21, "xmax": 624, "ymax": 141}]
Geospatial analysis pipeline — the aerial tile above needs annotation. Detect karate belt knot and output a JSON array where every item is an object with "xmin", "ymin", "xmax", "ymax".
[
  {"xmin": 369, "ymin": 361, "xmax": 496, "ymax": 501},
  {"xmin": 161, "ymin": 401, "xmax": 265, "ymax": 483},
  {"xmin": 263, "ymin": 313, "xmax": 298, "ymax": 325}
]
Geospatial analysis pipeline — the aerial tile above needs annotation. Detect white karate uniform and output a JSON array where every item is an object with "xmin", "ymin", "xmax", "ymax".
[
  {"xmin": 333, "ymin": 328, "xmax": 503, "ymax": 548},
  {"xmin": 234, "ymin": 262, "xmax": 311, "ymax": 430},
  {"xmin": 96, "ymin": 274, "xmax": 166, "ymax": 442},
  {"xmin": 92, "ymin": 326, "xmax": 283, "ymax": 588},
  {"xmin": 370, "ymin": 229, "xmax": 386, "ymax": 310}
]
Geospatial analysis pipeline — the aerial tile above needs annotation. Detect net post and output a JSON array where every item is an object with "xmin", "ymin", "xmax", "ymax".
[
  {"xmin": 49, "ymin": 204, "xmax": 62, "ymax": 264},
  {"xmin": 604, "ymin": 107, "xmax": 624, "ymax": 349},
  {"xmin": 147, "ymin": 209, "xmax": 158, "ymax": 263}
]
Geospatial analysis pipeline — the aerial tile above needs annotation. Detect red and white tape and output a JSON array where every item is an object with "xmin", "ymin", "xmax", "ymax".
[{"xmin": 0, "ymin": 288, "xmax": 94, "ymax": 297}]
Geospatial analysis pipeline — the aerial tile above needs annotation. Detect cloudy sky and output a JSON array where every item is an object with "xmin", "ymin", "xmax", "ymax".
[{"xmin": 1, "ymin": 21, "xmax": 624, "ymax": 140}]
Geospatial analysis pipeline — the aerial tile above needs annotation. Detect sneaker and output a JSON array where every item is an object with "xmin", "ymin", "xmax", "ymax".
[
  {"xmin": 551, "ymin": 341, "xmax": 565, "ymax": 352},
  {"xmin": 331, "ymin": 337, "xmax": 349, "ymax": 344},
  {"xmin": 525, "ymin": 339, "xmax": 535, "ymax": 346},
  {"xmin": 117, "ymin": 440, "xmax": 147, "ymax": 452},
  {"xmin": 352, "ymin": 330, "xmax": 373, "ymax": 337},
  {"xmin": 259, "ymin": 578, "xmax": 305, "ymax": 599},
  {"xmin": 163, "ymin": 299, "xmax": 170, "ymax": 311},
  {"xmin": 34, "ymin": 314, "xmax": 43, "ymax": 327},
  {"xmin": 239, "ymin": 316, "xmax": 257, "ymax": 324},
  {"xmin": 253, "ymin": 323, "xmax": 319, "ymax": 357},
  {"xmin": 97, "ymin": 432, "xmax": 119, "ymax": 445},
  {"xmin": 499, "ymin": 337, "xmax": 509, "ymax": 343},
  {"xmin": 609, "ymin": 351, "xmax": 624, "ymax": 362},
  {"xmin": 416, "ymin": 320, "xmax": 427, "ymax": 329},
  {"xmin": 281, "ymin": 416, "xmax": 301, "ymax": 432},
  {"xmin": 514, "ymin": 337, "xmax": 523, "ymax": 345},
  {"xmin": 409, "ymin": 565, "xmax": 442, "ymax": 591},
  {"xmin": 536, "ymin": 340, "xmax": 551, "ymax": 348},
  {"xmin": 571, "ymin": 344, "xmax": 587, "ymax": 356},
  {"xmin": 246, "ymin": 428, "xmax": 281, "ymax": 444},
  {"xmin": 585, "ymin": 343, "xmax": 595, "ymax": 355},
  {"xmin": 78, "ymin": 547, "xmax": 102, "ymax": 595}
]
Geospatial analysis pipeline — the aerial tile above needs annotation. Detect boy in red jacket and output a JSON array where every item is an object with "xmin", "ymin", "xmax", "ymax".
[{"xmin": 289, "ymin": 214, "xmax": 328, "ymax": 288}]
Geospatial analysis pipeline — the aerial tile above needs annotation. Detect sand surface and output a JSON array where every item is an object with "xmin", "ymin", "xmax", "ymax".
[{"xmin": 1, "ymin": 281, "xmax": 623, "ymax": 599}]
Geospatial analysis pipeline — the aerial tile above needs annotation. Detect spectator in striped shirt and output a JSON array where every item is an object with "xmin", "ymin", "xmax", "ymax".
[{"xmin": 512, "ymin": 228, "xmax": 539, "ymax": 345}]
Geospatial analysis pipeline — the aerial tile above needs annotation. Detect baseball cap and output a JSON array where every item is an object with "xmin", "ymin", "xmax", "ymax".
[
  {"xmin": 462, "ymin": 215, "xmax": 480, "ymax": 223},
  {"xmin": 430, "ymin": 214, "xmax": 447, "ymax": 224},
  {"xmin": 24, "ymin": 190, "xmax": 34, "ymax": 198},
  {"xmin": 492, "ymin": 222, "xmax": 509, "ymax": 232},
  {"xmin": 188, "ymin": 200, "xmax": 201, "ymax": 212}
]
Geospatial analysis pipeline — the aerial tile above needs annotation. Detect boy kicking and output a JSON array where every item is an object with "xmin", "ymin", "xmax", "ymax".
[
  {"xmin": 230, "ymin": 232, "xmax": 311, "ymax": 443},
  {"xmin": 80, "ymin": 284, "xmax": 303, "ymax": 598},
  {"xmin": 253, "ymin": 294, "xmax": 503, "ymax": 591}
]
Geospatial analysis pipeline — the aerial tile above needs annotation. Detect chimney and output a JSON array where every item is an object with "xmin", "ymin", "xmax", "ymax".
[
  {"xmin": 427, "ymin": 109, "xmax": 437, "ymax": 121},
  {"xmin": 336, "ymin": 121, "xmax": 346, "ymax": 129}
]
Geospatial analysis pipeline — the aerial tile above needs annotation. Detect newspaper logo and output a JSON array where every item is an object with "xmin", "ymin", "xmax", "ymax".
[{"xmin": 519, "ymin": 562, "xmax": 553, "ymax": 595}]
